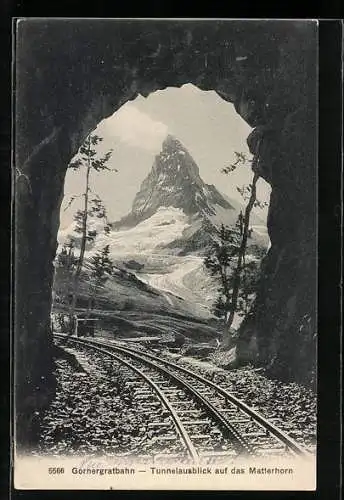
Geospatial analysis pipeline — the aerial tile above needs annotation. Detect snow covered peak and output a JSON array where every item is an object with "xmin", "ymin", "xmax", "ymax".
[
  {"xmin": 151, "ymin": 134, "xmax": 204, "ymax": 190},
  {"xmin": 114, "ymin": 134, "xmax": 235, "ymax": 229}
]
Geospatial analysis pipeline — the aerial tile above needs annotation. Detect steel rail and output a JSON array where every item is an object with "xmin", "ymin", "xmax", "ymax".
[
  {"xmin": 55, "ymin": 335, "xmax": 255, "ymax": 455},
  {"xmin": 55, "ymin": 335, "xmax": 199, "ymax": 462},
  {"xmin": 100, "ymin": 343, "xmax": 254, "ymax": 454},
  {"xmin": 88, "ymin": 337, "xmax": 308, "ymax": 457},
  {"xmin": 55, "ymin": 334, "xmax": 307, "ymax": 457}
]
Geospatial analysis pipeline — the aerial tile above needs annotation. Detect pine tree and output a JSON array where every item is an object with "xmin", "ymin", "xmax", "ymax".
[
  {"xmin": 86, "ymin": 244, "xmax": 114, "ymax": 313},
  {"xmin": 53, "ymin": 240, "xmax": 79, "ymax": 332},
  {"xmin": 204, "ymin": 224, "xmax": 241, "ymax": 323},
  {"xmin": 236, "ymin": 260, "xmax": 260, "ymax": 317},
  {"xmin": 54, "ymin": 240, "xmax": 78, "ymax": 306},
  {"xmin": 205, "ymin": 151, "xmax": 268, "ymax": 347},
  {"xmin": 224, "ymin": 171, "xmax": 260, "ymax": 342},
  {"xmin": 65, "ymin": 133, "xmax": 115, "ymax": 334}
]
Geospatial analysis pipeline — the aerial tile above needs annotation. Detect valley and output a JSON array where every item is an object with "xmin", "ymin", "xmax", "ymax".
[{"xmin": 56, "ymin": 133, "xmax": 269, "ymax": 342}]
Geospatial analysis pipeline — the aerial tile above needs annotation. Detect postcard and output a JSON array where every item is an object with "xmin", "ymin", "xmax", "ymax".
[{"xmin": 13, "ymin": 18, "xmax": 317, "ymax": 490}]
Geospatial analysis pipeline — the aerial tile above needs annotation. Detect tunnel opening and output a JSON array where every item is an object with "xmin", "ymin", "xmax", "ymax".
[
  {"xmin": 53, "ymin": 84, "xmax": 271, "ymax": 346},
  {"xmin": 14, "ymin": 20, "xmax": 317, "ymax": 450}
]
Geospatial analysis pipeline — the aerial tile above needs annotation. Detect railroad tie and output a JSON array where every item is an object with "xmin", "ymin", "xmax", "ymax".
[
  {"xmin": 134, "ymin": 389, "xmax": 153, "ymax": 395},
  {"xmin": 200, "ymin": 450, "xmax": 237, "ymax": 458},
  {"xmin": 198, "ymin": 391, "xmax": 215, "ymax": 397},
  {"xmin": 172, "ymin": 400, "xmax": 194, "ymax": 405},
  {"xmin": 242, "ymin": 431, "xmax": 268, "ymax": 438},
  {"xmin": 225, "ymin": 418, "xmax": 251, "ymax": 424},
  {"xmin": 189, "ymin": 434, "xmax": 210, "ymax": 440},
  {"xmin": 147, "ymin": 422, "xmax": 172, "ymax": 428},
  {"xmin": 180, "ymin": 420, "xmax": 210, "ymax": 426},
  {"xmin": 219, "ymin": 409, "xmax": 242, "ymax": 414},
  {"xmin": 154, "ymin": 436, "xmax": 178, "ymax": 441},
  {"xmin": 53, "ymin": 335, "xmax": 307, "ymax": 460},
  {"xmin": 177, "ymin": 409, "xmax": 203, "ymax": 414}
]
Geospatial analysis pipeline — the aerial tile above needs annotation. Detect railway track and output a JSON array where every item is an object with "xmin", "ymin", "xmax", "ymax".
[{"xmin": 54, "ymin": 334, "xmax": 308, "ymax": 464}]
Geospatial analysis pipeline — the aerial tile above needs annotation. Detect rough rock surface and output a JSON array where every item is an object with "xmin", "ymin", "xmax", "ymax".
[
  {"xmin": 113, "ymin": 134, "xmax": 251, "ymax": 252},
  {"xmin": 15, "ymin": 20, "xmax": 317, "ymax": 446},
  {"xmin": 115, "ymin": 134, "xmax": 236, "ymax": 227}
]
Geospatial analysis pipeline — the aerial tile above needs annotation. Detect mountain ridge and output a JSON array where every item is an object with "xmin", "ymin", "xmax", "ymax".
[
  {"xmin": 111, "ymin": 134, "xmax": 267, "ymax": 253},
  {"xmin": 113, "ymin": 134, "xmax": 239, "ymax": 230}
]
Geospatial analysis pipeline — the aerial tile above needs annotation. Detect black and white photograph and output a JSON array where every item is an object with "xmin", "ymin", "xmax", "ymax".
[{"xmin": 13, "ymin": 19, "xmax": 318, "ymax": 490}]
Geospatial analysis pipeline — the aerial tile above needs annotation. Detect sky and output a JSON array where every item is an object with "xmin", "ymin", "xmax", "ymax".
[{"xmin": 60, "ymin": 84, "xmax": 271, "ymax": 229}]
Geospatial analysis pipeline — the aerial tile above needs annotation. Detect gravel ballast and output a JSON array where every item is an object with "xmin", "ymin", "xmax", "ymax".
[
  {"xmin": 36, "ymin": 341, "xmax": 316, "ymax": 457},
  {"xmin": 158, "ymin": 348, "xmax": 316, "ymax": 451}
]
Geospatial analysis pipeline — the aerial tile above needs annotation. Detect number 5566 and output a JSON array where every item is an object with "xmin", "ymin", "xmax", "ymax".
[{"xmin": 48, "ymin": 467, "xmax": 64, "ymax": 474}]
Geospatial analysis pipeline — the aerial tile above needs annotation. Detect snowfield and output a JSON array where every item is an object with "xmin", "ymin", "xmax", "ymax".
[
  {"xmin": 57, "ymin": 218, "xmax": 106, "ymax": 248},
  {"xmin": 95, "ymin": 207, "xmax": 190, "ymax": 256},
  {"xmin": 99, "ymin": 207, "xmax": 217, "ymax": 317},
  {"xmin": 57, "ymin": 206, "xmax": 190, "ymax": 254},
  {"xmin": 57, "ymin": 207, "xmax": 218, "ymax": 318},
  {"xmin": 57, "ymin": 204, "xmax": 267, "ymax": 323},
  {"xmin": 140, "ymin": 255, "xmax": 215, "ymax": 318}
]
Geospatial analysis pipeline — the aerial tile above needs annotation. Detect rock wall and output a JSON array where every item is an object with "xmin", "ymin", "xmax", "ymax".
[
  {"xmin": 237, "ymin": 31, "xmax": 317, "ymax": 387},
  {"xmin": 14, "ymin": 20, "xmax": 317, "ymax": 446}
]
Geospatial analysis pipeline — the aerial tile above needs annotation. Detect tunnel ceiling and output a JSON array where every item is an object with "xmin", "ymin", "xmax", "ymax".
[{"xmin": 16, "ymin": 20, "xmax": 315, "ymax": 173}]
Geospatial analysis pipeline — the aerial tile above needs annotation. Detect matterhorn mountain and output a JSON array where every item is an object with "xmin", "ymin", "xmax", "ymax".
[
  {"xmin": 115, "ymin": 135, "xmax": 236, "ymax": 226},
  {"xmin": 112, "ymin": 134, "xmax": 263, "ymax": 253},
  {"xmin": 57, "ymin": 134, "xmax": 268, "ymax": 321}
]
